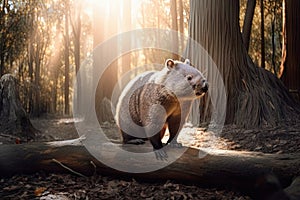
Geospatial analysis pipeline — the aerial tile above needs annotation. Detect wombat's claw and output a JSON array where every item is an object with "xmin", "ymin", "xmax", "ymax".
[
  {"xmin": 169, "ymin": 142, "xmax": 183, "ymax": 148},
  {"xmin": 127, "ymin": 139, "xmax": 145, "ymax": 145},
  {"xmin": 155, "ymin": 149, "xmax": 168, "ymax": 161}
]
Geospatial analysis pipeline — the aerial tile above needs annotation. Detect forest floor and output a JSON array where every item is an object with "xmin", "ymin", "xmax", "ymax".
[{"xmin": 1, "ymin": 116, "xmax": 300, "ymax": 199}]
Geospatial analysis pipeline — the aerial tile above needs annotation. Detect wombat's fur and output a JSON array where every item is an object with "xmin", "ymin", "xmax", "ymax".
[{"xmin": 116, "ymin": 59, "xmax": 208, "ymax": 159}]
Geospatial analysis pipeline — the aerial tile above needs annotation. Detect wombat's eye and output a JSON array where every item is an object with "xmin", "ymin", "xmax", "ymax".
[{"xmin": 187, "ymin": 75, "xmax": 193, "ymax": 81}]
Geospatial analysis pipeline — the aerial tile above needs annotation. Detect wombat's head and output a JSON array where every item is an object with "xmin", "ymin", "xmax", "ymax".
[{"xmin": 164, "ymin": 58, "xmax": 208, "ymax": 100}]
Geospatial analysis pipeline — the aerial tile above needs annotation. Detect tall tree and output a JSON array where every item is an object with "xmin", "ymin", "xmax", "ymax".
[
  {"xmin": 120, "ymin": 0, "xmax": 132, "ymax": 76},
  {"xmin": 64, "ymin": 0, "xmax": 70, "ymax": 115},
  {"xmin": 242, "ymin": 0, "xmax": 256, "ymax": 52},
  {"xmin": 94, "ymin": 2, "xmax": 119, "ymax": 123},
  {"xmin": 26, "ymin": 1, "xmax": 51, "ymax": 116},
  {"xmin": 170, "ymin": 0, "xmax": 179, "ymax": 59},
  {"xmin": 260, "ymin": 0, "xmax": 266, "ymax": 69},
  {"xmin": 279, "ymin": 0, "xmax": 286, "ymax": 78},
  {"xmin": 178, "ymin": 0, "xmax": 184, "ymax": 51},
  {"xmin": 185, "ymin": 0, "xmax": 299, "ymax": 128},
  {"xmin": 0, "ymin": 0, "xmax": 32, "ymax": 76},
  {"xmin": 71, "ymin": 0, "xmax": 82, "ymax": 75},
  {"xmin": 281, "ymin": 0, "xmax": 300, "ymax": 100}
]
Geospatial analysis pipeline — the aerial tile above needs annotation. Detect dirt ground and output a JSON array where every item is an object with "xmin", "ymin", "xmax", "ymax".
[{"xmin": 1, "ymin": 116, "xmax": 300, "ymax": 199}]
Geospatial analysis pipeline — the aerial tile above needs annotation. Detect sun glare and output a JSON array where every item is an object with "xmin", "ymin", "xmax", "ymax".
[{"xmin": 81, "ymin": 0, "xmax": 143, "ymax": 29}]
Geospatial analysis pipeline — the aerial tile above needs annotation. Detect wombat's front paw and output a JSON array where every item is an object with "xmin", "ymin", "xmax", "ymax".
[
  {"xmin": 154, "ymin": 149, "xmax": 168, "ymax": 161},
  {"xmin": 169, "ymin": 142, "xmax": 183, "ymax": 148}
]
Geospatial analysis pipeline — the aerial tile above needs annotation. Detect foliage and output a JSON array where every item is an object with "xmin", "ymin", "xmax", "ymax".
[
  {"xmin": 0, "ymin": 0, "xmax": 33, "ymax": 74},
  {"xmin": 1, "ymin": 0, "xmax": 93, "ymax": 116},
  {"xmin": 0, "ymin": 0, "xmax": 291, "ymax": 116},
  {"xmin": 240, "ymin": 0, "xmax": 283, "ymax": 75}
]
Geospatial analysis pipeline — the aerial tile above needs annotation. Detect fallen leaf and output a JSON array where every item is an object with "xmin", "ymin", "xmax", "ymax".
[{"xmin": 34, "ymin": 187, "xmax": 47, "ymax": 196}]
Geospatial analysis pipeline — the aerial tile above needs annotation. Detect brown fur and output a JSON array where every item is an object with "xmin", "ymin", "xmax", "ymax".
[{"xmin": 116, "ymin": 59, "xmax": 208, "ymax": 153}]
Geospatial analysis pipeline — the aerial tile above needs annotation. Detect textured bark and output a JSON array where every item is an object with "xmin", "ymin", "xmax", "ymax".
[
  {"xmin": 0, "ymin": 74, "xmax": 37, "ymax": 141},
  {"xmin": 0, "ymin": 139, "xmax": 300, "ymax": 199},
  {"xmin": 242, "ymin": 0, "xmax": 256, "ymax": 52},
  {"xmin": 186, "ymin": 0, "xmax": 300, "ymax": 128},
  {"xmin": 281, "ymin": 0, "xmax": 300, "ymax": 101},
  {"xmin": 279, "ymin": 0, "xmax": 286, "ymax": 78},
  {"xmin": 260, "ymin": 0, "xmax": 266, "ymax": 69}
]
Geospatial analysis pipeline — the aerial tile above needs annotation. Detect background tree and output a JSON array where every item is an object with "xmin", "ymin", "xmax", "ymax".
[
  {"xmin": 170, "ymin": 0, "xmax": 179, "ymax": 59},
  {"xmin": 240, "ymin": 0, "xmax": 283, "ymax": 75},
  {"xmin": 185, "ymin": 0, "xmax": 299, "ymax": 127},
  {"xmin": 0, "ymin": 0, "xmax": 32, "ymax": 76},
  {"xmin": 242, "ymin": 0, "xmax": 256, "ymax": 52},
  {"xmin": 120, "ymin": 0, "xmax": 132, "ymax": 84},
  {"xmin": 0, "ymin": 74, "xmax": 37, "ymax": 142},
  {"xmin": 260, "ymin": 0, "xmax": 266, "ymax": 69},
  {"xmin": 94, "ymin": 2, "xmax": 119, "ymax": 123},
  {"xmin": 64, "ymin": 0, "xmax": 70, "ymax": 115},
  {"xmin": 1, "ymin": 0, "xmax": 296, "ymax": 120},
  {"xmin": 281, "ymin": 0, "xmax": 300, "ymax": 101},
  {"xmin": 26, "ymin": 1, "xmax": 53, "ymax": 116}
]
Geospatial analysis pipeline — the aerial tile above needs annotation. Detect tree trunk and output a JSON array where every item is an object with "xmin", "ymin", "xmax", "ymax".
[
  {"xmin": 178, "ymin": 0, "xmax": 184, "ymax": 52},
  {"xmin": 170, "ymin": 0, "xmax": 179, "ymax": 60},
  {"xmin": 71, "ymin": 1, "xmax": 82, "ymax": 115},
  {"xmin": 242, "ymin": 0, "xmax": 256, "ymax": 52},
  {"xmin": 34, "ymin": 43, "xmax": 41, "ymax": 116},
  {"xmin": 64, "ymin": 0, "xmax": 70, "ymax": 115},
  {"xmin": 120, "ymin": 0, "xmax": 132, "ymax": 78},
  {"xmin": 0, "ymin": 42, "xmax": 4, "ymax": 76},
  {"xmin": 0, "ymin": 0, "xmax": 7, "ymax": 77},
  {"xmin": 27, "ymin": 40, "xmax": 34, "ymax": 115},
  {"xmin": 281, "ymin": 0, "xmax": 300, "ymax": 102},
  {"xmin": 0, "ymin": 139, "xmax": 300, "ymax": 199},
  {"xmin": 95, "ymin": 2, "xmax": 119, "ymax": 123},
  {"xmin": 260, "ymin": 0, "xmax": 266, "ymax": 69},
  {"xmin": 271, "ymin": 13, "xmax": 277, "ymax": 76},
  {"xmin": 0, "ymin": 74, "xmax": 38, "ymax": 143},
  {"xmin": 185, "ymin": 0, "xmax": 300, "ymax": 128},
  {"xmin": 73, "ymin": 14, "xmax": 81, "ymax": 75},
  {"xmin": 279, "ymin": 0, "xmax": 286, "ymax": 78}
]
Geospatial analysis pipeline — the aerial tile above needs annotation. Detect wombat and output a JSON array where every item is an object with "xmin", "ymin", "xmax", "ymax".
[{"xmin": 115, "ymin": 59, "xmax": 208, "ymax": 160}]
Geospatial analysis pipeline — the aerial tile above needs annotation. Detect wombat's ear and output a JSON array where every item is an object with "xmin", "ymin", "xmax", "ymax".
[
  {"xmin": 165, "ymin": 59, "xmax": 175, "ymax": 70},
  {"xmin": 184, "ymin": 59, "xmax": 190, "ymax": 65}
]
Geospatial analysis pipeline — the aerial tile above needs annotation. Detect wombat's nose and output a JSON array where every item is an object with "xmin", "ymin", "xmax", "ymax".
[{"xmin": 201, "ymin": 85, "xmax": 208, "ymax": 93}]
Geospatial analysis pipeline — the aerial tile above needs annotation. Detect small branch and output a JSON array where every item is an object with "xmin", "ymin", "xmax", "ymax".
[
  {"xmin": 90, "ymin": 161, "xmax": 97, "ymax": 176},
  {"xmin": 47, "ymin": 135, "xmax": 86, "ymax": 147},
  {"xmin": 52, "ymin": 159, "xmax": 87, "ymax": 178},
  {"xmin": 0, "ymin": 133, "xmax": 19, "ymax": 139}
]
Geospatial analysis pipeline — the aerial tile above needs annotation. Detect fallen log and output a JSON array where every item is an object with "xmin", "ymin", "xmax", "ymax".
[{"xmin": 0, "ymin": 137, "xmax": 299, "ymax": 199}]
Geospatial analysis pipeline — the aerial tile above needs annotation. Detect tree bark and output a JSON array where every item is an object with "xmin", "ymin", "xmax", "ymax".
[
  {"xmin": 0, "ymin": 74, "xmax": 38, "ymax": 142},
  {"xmin": 72, "ymin": 10, "xmax": 81, "ymax": 75},
  {"xmin": 27, "ymin": 37, "xmax": 34, "ymax": 114},
  {"xmin": 242, "ymin": 0, "xmax": 256, "ymax": 52},
  {"xmin": 279, "ymin": 0, "xmax": 286, "ymax": 78},
  {"xmin": 281, "ymin": 0, "xmax": 300, "ymax": 102},
  {"xmin": 170, "ymin": 0, "xmax": 179, "ymax": 60},
  {"xmin": 185, "ymin": 0, "xmax": 300, "ymax": 127},
  {"xmin": 64, "ymin": 0, "xmax": 70, "ymax": 115},
  {"xmin": 260, "ymin": 0, "xmax": 266, "ymax": 69},
  {"xmin": 178, "ymin": 0, "xmax": 184, "ymax": 53},
  {"xmin": 0, "ymin": 138, "xmax": 300, "ymax": 199}
]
